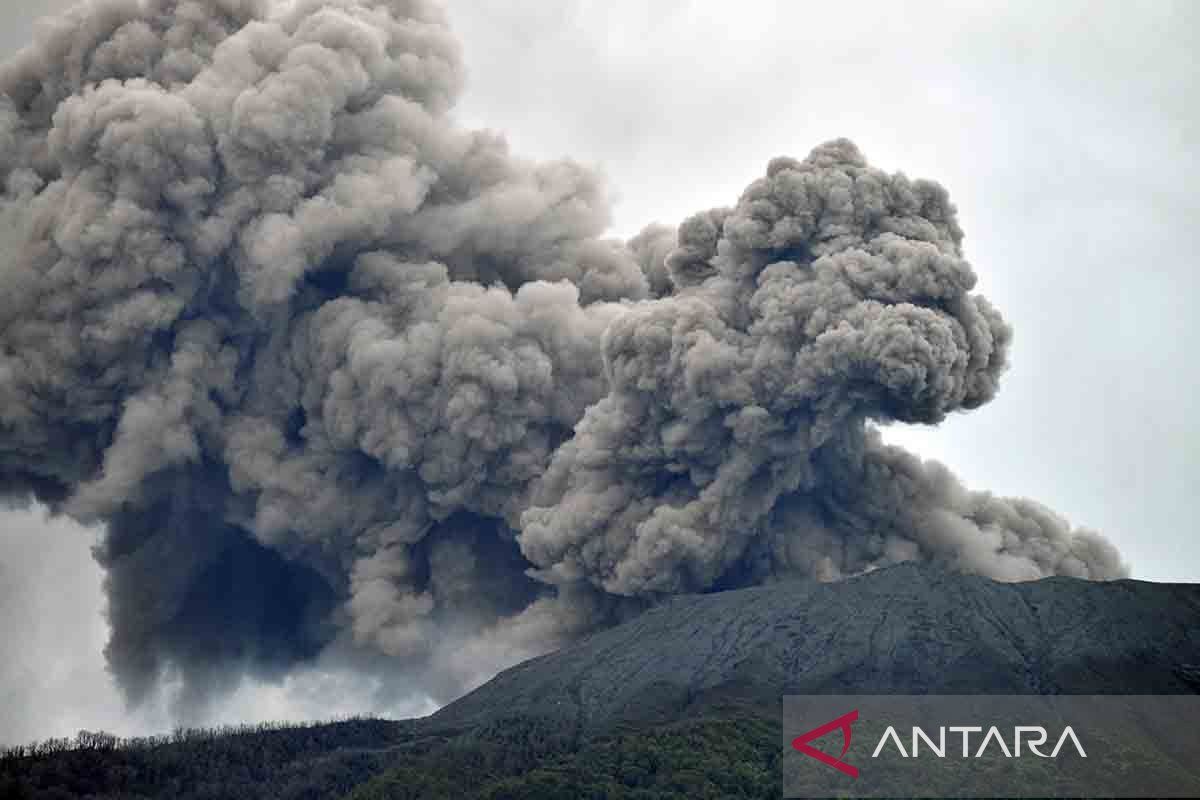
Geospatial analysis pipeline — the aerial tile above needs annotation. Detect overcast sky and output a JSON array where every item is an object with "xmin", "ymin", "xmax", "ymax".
[{"xmin": 1, "ymin": 0, "xmax": 1196, "ymax": 745}]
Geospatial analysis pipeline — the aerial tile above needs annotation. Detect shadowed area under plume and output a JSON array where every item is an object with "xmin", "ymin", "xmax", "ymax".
[{"xmin": 0, "ymin": 0, "xmax": 1126, "ymax": 719}]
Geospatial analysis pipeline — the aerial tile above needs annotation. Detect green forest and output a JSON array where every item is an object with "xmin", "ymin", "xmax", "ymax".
[{"xmin": 0, "ymin": 706, "xmax": 783, "ymax": 799}]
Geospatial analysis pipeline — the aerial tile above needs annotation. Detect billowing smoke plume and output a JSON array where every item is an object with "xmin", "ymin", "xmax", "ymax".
[{"xmin": 0, "ymin": 0, "xmax": 1125, "ymax": 715}]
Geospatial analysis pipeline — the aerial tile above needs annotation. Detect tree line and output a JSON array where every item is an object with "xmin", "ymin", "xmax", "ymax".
[{"xmin": 1, "ymin": 716, "xmax": 382, "ymax": 762}]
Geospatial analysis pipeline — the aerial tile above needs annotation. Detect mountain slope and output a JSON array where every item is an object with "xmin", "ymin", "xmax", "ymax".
[
  {"xmin": 7, "ymin": 563, "xmax": 1200, "ymax": 799},
  {"xmin": 433, "ymin": 561, "xmax": 1200, "ymax": 733}
]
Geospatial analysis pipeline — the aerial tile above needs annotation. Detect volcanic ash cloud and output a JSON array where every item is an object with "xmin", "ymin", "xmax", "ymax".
[{"xmin": 0, "ymin": 0, "xmax": 1126, "ymax": 713}]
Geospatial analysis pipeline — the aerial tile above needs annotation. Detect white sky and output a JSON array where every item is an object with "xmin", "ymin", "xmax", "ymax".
[{"xmin": 1, "ymin": 0, "xmax": 1197, "ymax": 744}]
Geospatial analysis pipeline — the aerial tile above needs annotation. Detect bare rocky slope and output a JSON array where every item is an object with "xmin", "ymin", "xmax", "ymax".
[
  {"xmin": 9, "ymin": 562, "xmax": 1200, "ymax": 799},
  {"xmin": 431, "ymin": 561, "xmax": 1200, "ymax": 734}
]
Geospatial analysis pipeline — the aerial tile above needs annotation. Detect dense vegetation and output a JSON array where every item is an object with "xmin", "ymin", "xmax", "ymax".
[
  {"xmin": 0, "ymin": 706, "xmax": 783, "ymax": 799},
  {"xmin": 349, "ymin": 708, "xmax": 780, "ymax": 800},
  {"xmin": 0, "ymin": 717, "xmax": 416, "ymax": 799}
]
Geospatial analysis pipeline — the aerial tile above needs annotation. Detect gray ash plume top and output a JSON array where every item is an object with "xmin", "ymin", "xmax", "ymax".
[{"xmin": 0, "ymin": 0, "xmax": 1125, "ymax": 717}]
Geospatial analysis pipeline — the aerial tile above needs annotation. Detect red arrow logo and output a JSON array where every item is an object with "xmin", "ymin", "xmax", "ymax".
[{"xmin": 791, "ymin": 709, "xmax": 859, "ymax": 778}]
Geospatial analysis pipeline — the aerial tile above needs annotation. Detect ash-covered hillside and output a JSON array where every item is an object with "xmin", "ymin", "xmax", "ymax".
[
  {"xmin": 7, "ymin": 563, "xmax": 1199, "ymax": 799},
  {"xmin": 433, "ymin": 561, "xmax": 1200, "ymax": 733}
]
